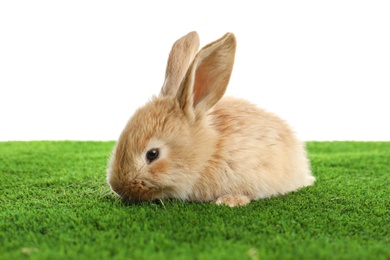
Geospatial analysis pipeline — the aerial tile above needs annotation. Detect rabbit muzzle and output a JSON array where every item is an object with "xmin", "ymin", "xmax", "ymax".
[{"xmin": 115, "ymin": 179, "xmax": 159, "ymax": 203}]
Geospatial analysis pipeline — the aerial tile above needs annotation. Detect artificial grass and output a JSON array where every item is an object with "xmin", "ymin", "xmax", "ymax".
[{"xmin": 0, "ymin": 141, "xmax": 389, "ymax": 260}]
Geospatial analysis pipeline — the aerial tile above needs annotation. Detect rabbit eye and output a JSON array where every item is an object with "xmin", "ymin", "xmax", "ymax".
[{"xmin": 146, "ymin": 148, "xmax": 159, "ymax": 163}]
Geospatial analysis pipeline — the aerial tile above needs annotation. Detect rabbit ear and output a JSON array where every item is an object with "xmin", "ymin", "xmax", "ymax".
[
  {"xmin": 176, "ymin": 32, "xmax": 236, "ymax": 121},
  {"xmin": 159, "ymin": 31, "xmax": 200, "ymax": 97}
]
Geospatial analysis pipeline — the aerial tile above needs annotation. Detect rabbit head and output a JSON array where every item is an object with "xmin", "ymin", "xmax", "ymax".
[{"xmin": 107, "ymin": 31, "xmax": 236, "ymax": 202}]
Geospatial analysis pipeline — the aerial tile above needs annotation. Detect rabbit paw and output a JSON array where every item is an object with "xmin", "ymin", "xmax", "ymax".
[{"xmin": 215, "ymin": 194, "xmax": 251, "ymax": 207}]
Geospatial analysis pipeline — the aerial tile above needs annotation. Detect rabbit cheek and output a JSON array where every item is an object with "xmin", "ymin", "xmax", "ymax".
[{"xmin": 148, "ymin": 160, "xmax": 169, "ymax": 176}]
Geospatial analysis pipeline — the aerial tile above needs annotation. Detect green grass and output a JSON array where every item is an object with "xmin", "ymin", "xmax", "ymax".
[{"xmin": 0, "ymin": 141, "xmax": 389, "ymax": 260}]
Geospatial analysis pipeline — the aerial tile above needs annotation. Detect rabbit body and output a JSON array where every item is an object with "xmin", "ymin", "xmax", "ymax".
[
  {"xmin": 107, "ymin": 31, "xmax": 315, "ymax": 206},
  {"xmin": 187, "ymin": 97, "xmax": 314, "ymax": 204}
]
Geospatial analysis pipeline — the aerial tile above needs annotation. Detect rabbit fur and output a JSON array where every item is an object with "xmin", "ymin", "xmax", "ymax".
[{"xmin": 107, "ymin": 31, "xmax": 315, "ymax": 207}]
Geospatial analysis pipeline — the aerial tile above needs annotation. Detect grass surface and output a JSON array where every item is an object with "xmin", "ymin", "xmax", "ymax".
[{"xmin": 0, "ymin": 141, "xmax": 389, "ymax": 260}]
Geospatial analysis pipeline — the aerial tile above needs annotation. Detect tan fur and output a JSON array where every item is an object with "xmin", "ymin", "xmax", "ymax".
[{"xmin": 107, "ymin": 31, "xmax": 315, "ymax": 206}]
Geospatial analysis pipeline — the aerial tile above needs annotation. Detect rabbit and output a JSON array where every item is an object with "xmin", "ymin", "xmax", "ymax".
[{"xmin": 107, "ymin": 31, "xmax": 315, "ymax": 207}]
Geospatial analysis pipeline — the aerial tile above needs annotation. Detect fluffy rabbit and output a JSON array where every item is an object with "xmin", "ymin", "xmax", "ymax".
[{"xmin": 107, "ymin": 31, "xmax": 315, "ymax": 207}]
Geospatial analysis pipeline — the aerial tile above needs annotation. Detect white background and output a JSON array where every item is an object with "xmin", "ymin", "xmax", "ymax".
[{"xmin": 1, "ymin": 1, "xmax": 389, "ymax": 141}]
